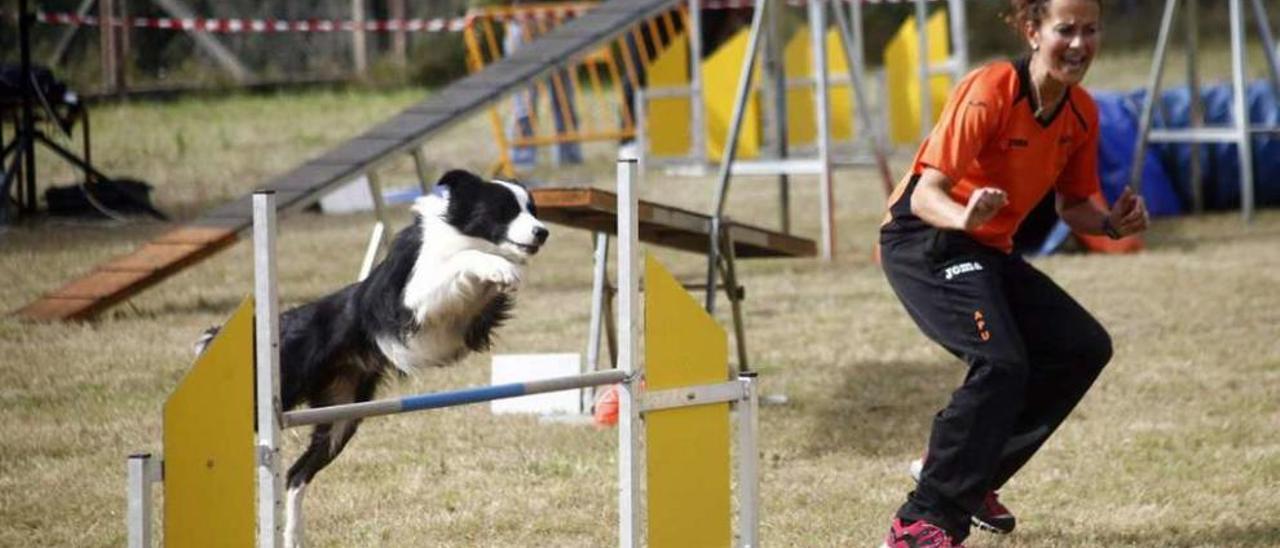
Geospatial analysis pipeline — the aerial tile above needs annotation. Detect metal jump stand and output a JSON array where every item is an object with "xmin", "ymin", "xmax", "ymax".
[
  {"xmin": 2, "ymin": 0, "xmax": 122, "ymax": 221},
  {"xmin": 1130, "ymin": 0, "xmax": 1280, "ymax": 221}
]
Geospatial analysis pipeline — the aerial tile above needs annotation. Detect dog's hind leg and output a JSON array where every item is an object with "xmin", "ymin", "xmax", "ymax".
[{"xmin": 283, "ymin": 374, "xmax": 379, "ymax": 548}]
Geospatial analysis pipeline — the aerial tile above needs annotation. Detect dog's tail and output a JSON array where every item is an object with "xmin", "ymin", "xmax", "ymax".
[{"xmin": 192, "ymin": 326, "xmax": 221, "ymax": 357}]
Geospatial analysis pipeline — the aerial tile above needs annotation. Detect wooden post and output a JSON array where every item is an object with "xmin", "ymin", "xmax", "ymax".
[
  {"xmin": 352, "ymin": 0, "xmax": 368, "ymax": 77},
  {"xmin": 117, "ymin": 0, "xmax": 130, "ymax": 95},
  {"xmin": 390, "ymin": 0, "xmax": 407, "ymax": 69},
  {"xmin": 99, "ymin": 0, "xmax": 117, "ymax": 93}
]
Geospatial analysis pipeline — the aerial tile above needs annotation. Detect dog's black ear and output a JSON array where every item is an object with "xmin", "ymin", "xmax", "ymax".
[{"xmin": 436, "ymin": 169, "xmax": 481, "ymax": 190}]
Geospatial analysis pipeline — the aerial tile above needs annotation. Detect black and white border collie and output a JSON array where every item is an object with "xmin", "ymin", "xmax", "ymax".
[{"xmin": 196, "ymin": 169, "xmax": 548, "ymax": 546}]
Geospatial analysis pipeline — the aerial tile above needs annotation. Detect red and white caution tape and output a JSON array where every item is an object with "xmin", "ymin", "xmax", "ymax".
[
  {"xmin": 29, "ymin": 0, "xmax": 939, "ymax": 34},
  {"xmin": 32, "ymin": 12, "xmax": 471, "ymax": 33}
]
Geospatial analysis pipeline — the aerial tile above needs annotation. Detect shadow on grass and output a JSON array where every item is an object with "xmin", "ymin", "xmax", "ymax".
[
  {"xmin": 1014, "ymin": 520, "xmax": 1280, "ymax": 547},
  {"xmin": 108, "ymin": 294, "xmax": 251, "ymax": 320},
  {"xmin": 804, "ymin": 359, "xmax": 961, "ymax": 458}
]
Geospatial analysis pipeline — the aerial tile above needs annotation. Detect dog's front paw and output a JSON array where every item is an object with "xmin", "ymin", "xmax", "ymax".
[{"xmin": 467, "ymin": 253, "xmax": 522, "ymax": 291}]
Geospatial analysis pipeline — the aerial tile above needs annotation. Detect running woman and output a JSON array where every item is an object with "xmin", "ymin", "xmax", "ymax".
[{"xmin": 879, "ymin": 0, "xmax": 1149, "ymax": 546}]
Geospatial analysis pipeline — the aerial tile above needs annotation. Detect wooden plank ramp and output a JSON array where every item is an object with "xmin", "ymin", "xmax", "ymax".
[
  {"xmin": 14, "ymin": 225, "xmax": 240, "ymax": 321},
  {"xmin": 531, "ymin": 187, "xmax": 816, "ymax": 258}
]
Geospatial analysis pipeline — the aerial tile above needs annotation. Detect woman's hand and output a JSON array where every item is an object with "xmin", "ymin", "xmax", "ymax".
[
  {"xmin": 1107, "ymin": 187, "xmax": 1149, "ymax": 237},
  {"xmin": 962, "ymin": 187, "xmax": 1009, "ymax": 231}
]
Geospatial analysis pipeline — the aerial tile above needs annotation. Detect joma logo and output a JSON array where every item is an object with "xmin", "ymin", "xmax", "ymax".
[{"xmin": 944, "ymin": 261, "xmax": 984, "ymax": 280}]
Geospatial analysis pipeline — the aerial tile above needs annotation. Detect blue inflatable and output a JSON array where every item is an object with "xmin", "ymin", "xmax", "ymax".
[
  {"xmin": 1020, "ymin": 81, "xmax": 1278, "ymax": 256},
  {"xmin": 1096, "ymin": 81, "xmax": 1280, "ymax": 213}
]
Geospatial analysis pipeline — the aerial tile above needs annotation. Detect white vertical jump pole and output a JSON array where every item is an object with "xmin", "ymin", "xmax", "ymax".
[
  {"xmin": 808, "ymin": 0, "xmax": 834, "ymax": 261},
  {"xmin": 616, "ymin": 159, "xmax": 643, "ymax": 548},
  {"xmin": 737, "ymin": 373, "xmax": 760, "ymax": 548},
  {"xmin": 126, "ymin": 453, "xmax": 157, "ymax": 547},
  {"xmin": 254, "ymin": 191, "xmax": 285, "ymax": 548}
]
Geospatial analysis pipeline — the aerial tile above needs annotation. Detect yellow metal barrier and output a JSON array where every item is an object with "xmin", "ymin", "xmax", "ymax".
[
  {"xmin": 885, "ymin": 9, "xmax": 953, "ymax": 145},
  {"xmin": 463, "ymin": 3, "xmax": 688, "ymax": 175},
  {"xmin": 163, "ymin": 297, "xmax": 256, "ymax": 548},
  {"xmin": 645, "ymin": 255, "xmax": 732, "ymax": 548},
  {"xmin": 785, "ymin": 27, "xmax": 857, "ymax": 146}
]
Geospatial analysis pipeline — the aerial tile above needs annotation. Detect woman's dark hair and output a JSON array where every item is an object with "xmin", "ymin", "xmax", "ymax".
[{"xmin": 1004, "ymin": 0, "xmax": 1101, "ymax": 34}]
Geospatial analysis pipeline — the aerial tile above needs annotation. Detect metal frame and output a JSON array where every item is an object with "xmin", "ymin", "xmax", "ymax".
[
  {"xmin": 617, "ymin": 158, "xmax": 643, "ymax": 548},
  {"xmin": 126, "ymin": 453, "xmax": 161, "ymax": 548},
  {"xmin": 914, "ymin": 0, "xmax": 969, "ymax": 141},
  {"xmin": 253, "ymin": 192, "xmax": 285, "ymax": 548},
  {"xmin": 127, "ymin": 160, "xmax": 760, "ymax": 548},
  {"xmin": 1130, "ymin": 0, "xmax": 1280, "ymax": 222}
]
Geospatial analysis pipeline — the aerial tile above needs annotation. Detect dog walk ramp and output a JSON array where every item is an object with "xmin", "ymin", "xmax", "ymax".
[{"xmin": 14, "ymin": 0, "xmax": 682, "ymax": 322}]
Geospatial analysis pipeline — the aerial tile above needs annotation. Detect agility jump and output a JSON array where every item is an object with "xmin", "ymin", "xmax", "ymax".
[{"xmin": 127, "ymin": 160, "xmax": 760, "ymax": 548}]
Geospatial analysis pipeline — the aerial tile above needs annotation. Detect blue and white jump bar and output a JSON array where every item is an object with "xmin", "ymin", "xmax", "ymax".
[{"xmin": 282, "ymin": 369, "xmax": 630, "ymax": 428}]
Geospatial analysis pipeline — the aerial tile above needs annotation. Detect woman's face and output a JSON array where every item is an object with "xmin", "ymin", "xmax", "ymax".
[{"xmin": 1027, "ymin": 0, "xmax": 1101, "ymax": 86}]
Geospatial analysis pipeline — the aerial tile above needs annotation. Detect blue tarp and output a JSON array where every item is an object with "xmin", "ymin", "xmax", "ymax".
[
  {"xmin": 1094, "ymin": 80, "xmax": 1280, "ymax": 214},
  {"xmin": 1023, "ymin": 81, "xmax": 1279, "ymax": 256}
]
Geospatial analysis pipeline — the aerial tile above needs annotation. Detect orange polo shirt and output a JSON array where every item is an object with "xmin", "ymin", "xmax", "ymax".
[{"xmin": 900, "ymin": 58, "xmax": 1100, "ymax": 253}]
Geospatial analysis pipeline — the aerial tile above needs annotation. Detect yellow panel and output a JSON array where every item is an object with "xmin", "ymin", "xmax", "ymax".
[
  {"xmin": 644, "ymin": 255, "xmax": 731, "ymax": 548},
  {"xmin": 885, "ymin": 10, "xmax": 954, "ymax": 145},
  {"xmin": 783, "ymin": 28, "xmax": 856, "ymax": 147},
  {"xmin": 164, "ymin": 297, "xmax": 256, "ymax": 548},
  {"xmin": 647, "ymin": 30, "xmax": 693, "ymax": 157},
  {"xmin": 784, "ymin": 28, "xmax": 816, "ymax": 146},
  {"xmin": 703, "ymin": 29, "xmax": 760, "ymax": 161},
  {"xmin": 826, "ymin": 28, "xmax": 856, "ymax": 141}
]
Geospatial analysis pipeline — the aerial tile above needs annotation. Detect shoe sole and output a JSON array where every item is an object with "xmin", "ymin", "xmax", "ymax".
[{"xmin": 971, "ymin": 516, "xmax": 1014, "ymax": 535}]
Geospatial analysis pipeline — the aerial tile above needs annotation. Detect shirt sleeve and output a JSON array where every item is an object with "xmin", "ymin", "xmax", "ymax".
[
  {"xmin": 915, "ymin": 72, "xmax": 1005, "ymax": 182},
  {"xmin": 1054, "ymin": 98, "xmax": 1102, "ymax": 201}
]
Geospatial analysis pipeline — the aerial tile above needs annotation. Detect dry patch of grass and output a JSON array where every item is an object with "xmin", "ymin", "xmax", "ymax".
[{"xmin": 3, "ymin": 47, "xmax": 1279, "ymax": 546}]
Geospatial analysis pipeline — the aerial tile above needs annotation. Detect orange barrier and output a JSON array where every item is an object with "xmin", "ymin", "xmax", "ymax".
[{"xmin": 463, "ymin": 3, "xmax": 686, "ymax": 175}]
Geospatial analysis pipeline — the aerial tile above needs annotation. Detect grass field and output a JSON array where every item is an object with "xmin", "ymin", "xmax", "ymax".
[{"xmin": 2, "ymin": 40, "xmax": 1279, "ymax": 546}]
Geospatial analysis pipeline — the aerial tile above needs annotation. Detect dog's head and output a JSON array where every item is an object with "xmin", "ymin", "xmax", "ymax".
[{"xmin": 418, "ymin": 170, "xmax": 549, "ymax": 263}]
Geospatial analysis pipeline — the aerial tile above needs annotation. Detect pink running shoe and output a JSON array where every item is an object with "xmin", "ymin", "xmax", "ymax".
[
  {"xmin": 909, "ymin": 457, "xmax": 1017, "ymax": 534},
  {"xmin": 880, "ymin": 518, "xmax": 965, "ymax": 548}
]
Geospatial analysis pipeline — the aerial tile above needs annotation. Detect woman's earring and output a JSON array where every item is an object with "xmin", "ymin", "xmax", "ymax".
[{"xmin": 1032, "ymin": 42, "xmax": 1040, "ymax": 52}]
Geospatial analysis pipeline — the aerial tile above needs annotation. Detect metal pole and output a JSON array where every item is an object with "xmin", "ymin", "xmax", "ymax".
[
  {"xmin": 735, "ymin": 374, "xmax": 759, "ymax": 548},
  {"xmin": 810, "ymin": 0, "xmax": 835, "ymax": 260},
  {"xmin": 1129, "ymin": 0, "xmax": 1180, "ymax": 194},
  {"xmin": 616, "ymin": 159, "xmax": 642, "ymax": 548},
  {"xmin": 711, "ymin": 0, "xmax": 769, "ymax": 220},
  {"xmin": 390, "ymin": 0, "xmax": 407, "ymax": 68},
  {"xmin": 1228, "ymin": 0, "xmax": 1255, "ymax": 221},
  {"xmin": 98, "ymin": 0, "xmax": 117, "ymax": 93},
  {"xmin": 636, "ymin": 88, "xmax": 649, "ymax": 181},
  {"xmin": 948, "ymin": 0, "xmax": 968, "ymax": 78},
  {"xmin": 351, "ymin": 0, "xmax": 368, "ymax": 77},
  {"xmin": 689, "ymin": 0, "xmax": 707, "ymax": 166},
  {"xmin": 253, "ymin": 192, "xmax": 284, "ymax": 548},
  {"xmin": 585, "ymin": 232, "xmax": 611, "ymax": 412},
  {"xmin": 831, "ymin": 1, "xmax": 894, "ymax": 195},
  {"xmin": 283, "ymin": 370, "xmax": 630, "ymax": 427},
  {"xmin": 47, "ymin": 0, "xmax": 98, "ymax": 67},
  {"xmin": 914, "ymin": 0, "xmax": 932, "ymax": 142},
  {"xmin": 1186, "ymin": 0, "xmax": 1204, "ymax": 213},
  {"xmin": 117, "ymin": 0, "xmax": 130, "ymax": 95},
  {"xmin": 719, "ymin": 227, "xmax": 749, "ymax": 373},
  {"xmin": 126, "ymin": 454, "xmax": 154, "ymax": 548},
  {"xmin": 709, "ymin": 0, "xmax": 768, "ymax": 311},
  {"xmin": 1248, "ymin": 0, "xmax": 1280, "ymax": 97},
  {"xmin": 412, "ymin": 148, "xmax": 432, "ymax": 194},
  {"xmin": 367, "ymin": 171, "xmax": 392, "ymax": 255},
  {"xmin": 357, "ymin": 222, "xmax": 385, "ymax": 281},
  {"xmin": 763, "ymin": 0, "xmax": 790, "ymax": 234},
  {"xmin": 18, "ymin": 0, "xmax": 37, "ymax": 215}
]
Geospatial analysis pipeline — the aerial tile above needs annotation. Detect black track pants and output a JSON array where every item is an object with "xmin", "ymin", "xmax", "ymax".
[{"xmin": 879, "ymin": 227, "xmax": 1112, "ymax": 540}]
